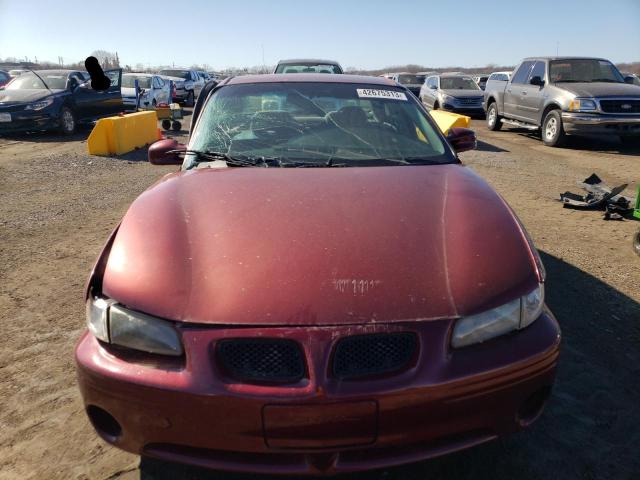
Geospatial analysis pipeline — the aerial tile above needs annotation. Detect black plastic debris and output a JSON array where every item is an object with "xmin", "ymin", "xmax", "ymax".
[{"xmin": 559, "ymin": 173, "xmax": 635, "ymax": 219}]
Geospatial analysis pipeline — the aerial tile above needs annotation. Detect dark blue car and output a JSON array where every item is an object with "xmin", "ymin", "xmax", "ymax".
[{"xmin": 0, "ymin": 69, "xmax": 122, "ymax": 135}]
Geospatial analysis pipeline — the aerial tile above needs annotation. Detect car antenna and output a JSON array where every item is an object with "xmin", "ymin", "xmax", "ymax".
[{"xmin": 27, "ymin": 68, "xmax": 51, "ymax": 91}]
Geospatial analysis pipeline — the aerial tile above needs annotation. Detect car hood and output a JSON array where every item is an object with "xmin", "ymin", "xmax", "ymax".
[
  {"xmin": 102, "ymin": 165, "xmax": 539, "ymax": 326},
  {"xmin": 0, "ymin": 89, "xmax": 63, "ymax": 104},
  {"xmin": 554, "ymin": 82, "xmax": 640, "ymax": 98},
  {"xmin": 441, "ymin": 89, "xmax": 483, "ymax": 98}
]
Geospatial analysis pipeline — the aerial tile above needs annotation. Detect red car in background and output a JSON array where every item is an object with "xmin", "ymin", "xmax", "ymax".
[{"xmin": 76, "ymin": 74, "xmax": 561, "ymax": 475}]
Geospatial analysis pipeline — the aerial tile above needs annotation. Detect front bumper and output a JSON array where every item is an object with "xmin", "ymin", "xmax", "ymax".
[
  {"xmin": 0, "ymin": 108, "xmax": 60, "ymax": 134},
  {"xmin": 561, "ymin": 112, "xmax": 640, "ymax": 135},
  {"xmin": 76, "ymin": 312, "xmax": 560, "ymax": 475},
  {"xmin": 442, "ymin": 103, "xmax": 485, "ymax": 117}
]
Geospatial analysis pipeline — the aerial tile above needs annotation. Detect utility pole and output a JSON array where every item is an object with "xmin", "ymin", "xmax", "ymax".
[{"xmin": 556, "ymin": 41, "xmax": 559, "ymax": 56}]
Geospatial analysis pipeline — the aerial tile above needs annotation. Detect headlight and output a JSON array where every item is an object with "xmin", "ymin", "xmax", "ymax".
[
  {"xmin": 85, "ymin": 296, "xmax": 183, "ymax": 356},
  {"xmin": 451, "ymin": 284, "xmax": 545, "ymax": 348},
  {"xmin": 567, "ymin": 98, "xmax": 597, "ymax": 112},
  {"xmin": 25, "ymin": 98, "xmax": 54, "ymax": 110}
]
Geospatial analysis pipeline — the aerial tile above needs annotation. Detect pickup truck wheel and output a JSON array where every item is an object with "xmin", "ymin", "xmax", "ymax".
[
  {"xmin": 432, "ymin": 102, "xmax": 439, "ymax": 110},
  {"xmin": 59, "ymin": 106, "xmax": 76, "ymax": 135},
  {"xmin": 542, "ymin": 110, "xmax": 565, "ymax": 147},
  {"xmin": 486, "ymin": 103, "xmax": 502, "ymax": 131},
  {"xmin": 185, "ymin": 91, "xmax": 195, "ymax": 107}
]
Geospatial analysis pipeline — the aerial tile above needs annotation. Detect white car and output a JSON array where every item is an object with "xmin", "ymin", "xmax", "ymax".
[{"xmin": 121, "ymin": 73, "xmax": 170, "ymax": 109}]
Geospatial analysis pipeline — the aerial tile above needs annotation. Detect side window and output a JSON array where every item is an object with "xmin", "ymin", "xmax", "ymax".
[
  {"xmin": 528, "ymin": 61, "xmax": 546, "ymax": 82},
  {"xmin": 511, "ymin": 61, "xmax": 535, "ymax": 84}
]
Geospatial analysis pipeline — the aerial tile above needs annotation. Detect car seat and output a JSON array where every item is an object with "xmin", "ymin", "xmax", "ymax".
[{"xmin": 326, "ymin": 106, "xmax": 369, "ymax": 129}]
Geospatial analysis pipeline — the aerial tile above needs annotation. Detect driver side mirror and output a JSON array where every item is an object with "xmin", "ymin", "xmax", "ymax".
[
  {"xmin": 447, "ymin": 127, "xmax": 476, "ymax": 153},
  {"xmin": 530, "ymin": 76, "xmax": 545, "ymax": 87},
  {"xmin": 624, "ymin": 75, "xmax": 636, "ymax": 85},
  {"xmin": 148, "ymin": 139, "xmax": 185, "ymax": 165}
]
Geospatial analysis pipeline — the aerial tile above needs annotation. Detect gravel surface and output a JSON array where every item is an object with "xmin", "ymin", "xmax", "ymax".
[{"xmin": 0, "ymin": 117, "xmax": 639, "ymax": 480}]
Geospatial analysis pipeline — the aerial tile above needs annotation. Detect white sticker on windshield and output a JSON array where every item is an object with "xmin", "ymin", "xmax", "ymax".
[{"xmin": 357, "ymin": 88, "xmax": 407, "ymax": 101}]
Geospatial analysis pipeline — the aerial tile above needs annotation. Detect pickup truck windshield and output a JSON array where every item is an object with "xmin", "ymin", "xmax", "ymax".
[
  {"xmin": 398, "ymin": 74, "xmax": 422, "ymax": 84},
  {"xmin": 189, "ymin": 82, "xmax": 451, "ymax": 167},
  {"xmin": 549, "ymin": 59, "xmax": 624, "ymax": 83},
  {"xmin": 275, "ymin": 64, "xmax": 342, "ymax": 74},
  {"xmin": 159, "ymin": 70, "xmax": 190, "ymax": 80},
  {"xmin": 440, "ymin": 77, "xmax": 480, "ymax": 90}
]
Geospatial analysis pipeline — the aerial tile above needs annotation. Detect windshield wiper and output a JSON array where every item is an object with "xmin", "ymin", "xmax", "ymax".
[{"xmin": 178, "ymin": 150, "xmax": 271, "ymax": 167}]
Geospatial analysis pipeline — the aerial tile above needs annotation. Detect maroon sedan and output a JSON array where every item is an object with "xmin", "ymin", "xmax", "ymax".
[{"xmin": 76, "ymin": 74, "xmax": 560, "ymax": 475}]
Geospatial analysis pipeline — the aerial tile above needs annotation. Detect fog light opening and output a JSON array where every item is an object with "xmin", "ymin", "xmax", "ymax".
[
  {"xmin": 517, "ymin": 387, "xmax": 551, "ymax": 427},
  {"xmin": 87, "ymin": 405, "xmax": 122, "ymax": 440}
]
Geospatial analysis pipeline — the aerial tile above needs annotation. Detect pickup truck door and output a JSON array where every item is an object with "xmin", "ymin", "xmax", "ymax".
[
  {"xmin": 517, "ymin": 61, "xmax": 546, "ymax": 125},
  {"xmin": 503, "ymin": 61, "xmax": 534, "ymax": 120}
]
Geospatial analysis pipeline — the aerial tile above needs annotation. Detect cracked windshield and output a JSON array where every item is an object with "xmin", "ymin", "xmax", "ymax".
[{"xmin": 189, "ymin": 82, "xmax": 448, "ymax": 167}]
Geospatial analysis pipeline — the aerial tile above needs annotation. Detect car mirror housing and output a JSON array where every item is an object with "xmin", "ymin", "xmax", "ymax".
[
  {"xmin": 624, "ymin": 76, "xmax": 635, "ymax": 84},
  {"xmin": 148, "ymin": 139, "xmax": 185, "ymax": 165},
  {"xmin": 447, "ymin": 127, "xmax": 477, "ymax": 154}
]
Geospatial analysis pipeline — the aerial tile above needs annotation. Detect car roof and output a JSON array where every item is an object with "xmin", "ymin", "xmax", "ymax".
[
  {"xmin": 522, "ymin": 56, "xmax": 611, "ymax": 62},
  {"xmin": 124, "ymin": 72, "xmax": 154, "ymax": 76},
  {"xmin": 221, "ymin": 73, "xmax": 396, "ymax": 86},
  {"xmin": 30, "ymin": 69, "xmax": 75, "ymax": 75},
  {"xmin": 438, "ymin": 73, "xmax": 473, "ymax": 78},
  {"xmin": 276, "ymin": 58, "xmax": 340, "ymax": 65}
]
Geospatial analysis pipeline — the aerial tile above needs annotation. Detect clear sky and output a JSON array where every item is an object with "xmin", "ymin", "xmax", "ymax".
[{"xmin": 1, "ymin": 0, "xmax": 639, "ymax": 70}]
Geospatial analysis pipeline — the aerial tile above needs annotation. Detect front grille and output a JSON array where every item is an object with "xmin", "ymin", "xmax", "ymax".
[
  {"xmin": 332, "ymin": 333, "xmax": 418, "ymax": 379},
  {"xmin": 456, "ymin": 97, "xmax": 483, "ymax": 106},
  {"xmin": 599, "ymin": 99, "xmax": 640, "ymax": 113},
  {"xmin": 216, "ymin": 338, "xmax": 305, "ymax": 383}
]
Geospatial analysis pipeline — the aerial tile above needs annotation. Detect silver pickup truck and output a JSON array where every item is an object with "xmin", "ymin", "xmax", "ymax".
[{"xmin": 483, "ymin": 57, "xmax": 640, "ymax": 147}]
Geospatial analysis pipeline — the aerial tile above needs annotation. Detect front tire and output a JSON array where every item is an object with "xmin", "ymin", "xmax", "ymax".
[
  {"xmin": 542, "ymin": 110, "xmax": 565, "ymax": 147},
  {"xmin": 59, "ymin": 106, "xmax": 76, "ymax": 135},
  {"xmin": 486, "ymin": 102, "xmax": 502, "ymax": 131},
  {"xmin": 185, "ymin": 90, "xmax": 195, "ymax": 107},
  {"xmin": 633, "ymin": 230, "xmax": 640, "ymax": 257},
  {"xmin": 432, "ymin": 102, "xmax": 439, "ymax": 111}
]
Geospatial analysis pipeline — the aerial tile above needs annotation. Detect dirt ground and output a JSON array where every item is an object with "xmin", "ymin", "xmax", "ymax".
[{"xmin": 1, "ymin": 114, "xmax": 639, "ymax": 480}]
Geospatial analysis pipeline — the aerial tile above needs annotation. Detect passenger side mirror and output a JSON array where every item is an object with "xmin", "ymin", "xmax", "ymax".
[
  {"xmin": 148, "ymin": 139, "xmax": 185, "ymax": 165},
  {"xmin": 624, "ymin": 75, "xmax": 636, "ymax": 85},
  {"xmin": 530, "ymin": 76, "xmax": 545, "ymax": 87},
  {"xmin": 447, "ymin": 127, "xmax": 476, "ymax": 153}
]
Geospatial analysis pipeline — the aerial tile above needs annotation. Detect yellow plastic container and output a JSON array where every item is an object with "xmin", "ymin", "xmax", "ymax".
[{"xmin": 88, "ymin": 111, "xmax": 158, "ymax": 156}]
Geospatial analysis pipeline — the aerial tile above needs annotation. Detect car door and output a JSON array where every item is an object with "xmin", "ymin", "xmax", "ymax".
[
  {"xmin": 504, "ymin": 61, "xmax": 534, "ymax": 120},
  {"xmin": 518, "ymin": 61, "xmax": 547, "ymax": 124},
  {"xmin": 422, "ymin": 77, "xmax": 437, "ymax": 108},
  {"xmin": 154, "ymin": 76, "xmax": 170, "ymax": 104},
  {"xmin": 72, "ymin": 68, "xmax": 122, "ymax": 120},
  {"xmin": 191, "ymin": 71, "xmax": 203, "ymax": 96}
]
